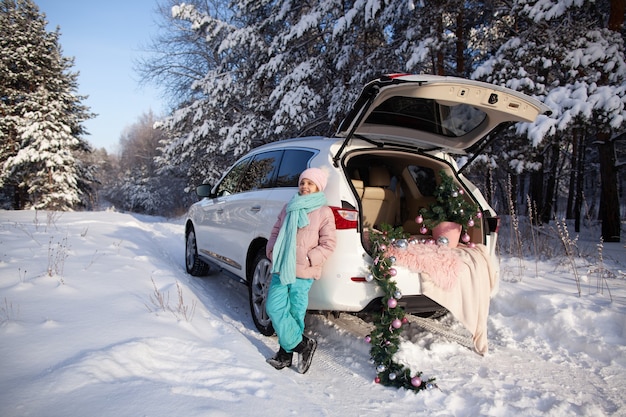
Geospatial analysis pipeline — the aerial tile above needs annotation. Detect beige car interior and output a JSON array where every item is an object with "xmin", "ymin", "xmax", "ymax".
[{"xmin": 347, "ymin": 152, "xmax": 484, "ymax": 245}]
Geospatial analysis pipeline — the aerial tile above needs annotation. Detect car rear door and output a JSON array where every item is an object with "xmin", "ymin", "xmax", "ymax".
[
  {"xmin": 202, "ymin": 150, "xmax": 284, "ymax": 275},
  {"xmin": 334, "ymin": 74, "xmax": 550, "ymax": 161}
]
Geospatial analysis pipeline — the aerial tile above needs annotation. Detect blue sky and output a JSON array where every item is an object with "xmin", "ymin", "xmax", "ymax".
[{"xmin": 36, "ymin": 0, "xmax": 166, "ymax": 152}]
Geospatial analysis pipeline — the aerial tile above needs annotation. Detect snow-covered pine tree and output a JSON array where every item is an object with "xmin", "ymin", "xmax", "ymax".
[
  {"xmin": 471, "ymin": 0, "xmax": 625, "ymax": 240},
  {"xmin": 154, "ymin": 0, "xmax": 410, "ymax": 190},
  {"xmin": 0, "ymin": 0, "xmax": 94, "ymax": 210},
  {"xmin": 143, "ymin": 0, "xmax": 623, "ymax": 236},
  {"xmin": 150, "ymin": 0, "xmax": 520, "ymax": 193}
]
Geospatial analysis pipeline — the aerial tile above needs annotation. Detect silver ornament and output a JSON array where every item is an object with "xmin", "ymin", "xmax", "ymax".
[
  {"xmin": 394, "ymin": 290, "xmax": 402, "ymax": 299},
  {"xmin": 437, "ymin": 236, "xmax": 449, "ymax": 246},
  {"xmin": 376, "ymin": 364, "xmax": 386, "ymax": 373},
  {"xmin": 388, "ymin": 372, "xmax": 397, "ymax": 380},
  {"xmin": 394, "ymin": 239, "xmax": 408, "ymax": 249},
  {"xmin": 389, "ymin": 256, "xmax": 396, "ymax": 264},
  {"xmin": 366, "ymin": 273, "xmax": 374, "ymax": 282}
]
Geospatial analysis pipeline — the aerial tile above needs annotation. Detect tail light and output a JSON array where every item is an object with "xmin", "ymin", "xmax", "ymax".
[{"xmin": 330, "ymin": 206, "xmax": 358, "ymax": 230}]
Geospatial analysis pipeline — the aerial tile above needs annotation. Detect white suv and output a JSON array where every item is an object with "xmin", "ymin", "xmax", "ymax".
[{"xmin": 185, "ymin": 74, "xmax": 548, "ymax": 335}]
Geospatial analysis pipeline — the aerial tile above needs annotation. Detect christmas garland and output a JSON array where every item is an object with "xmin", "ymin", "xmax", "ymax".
[{"xmin": 365, "ymin": 224, "xmax": 437, "ymax": 392}]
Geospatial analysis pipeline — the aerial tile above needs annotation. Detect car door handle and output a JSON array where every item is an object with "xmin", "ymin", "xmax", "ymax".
[{"xmin": 250, "ymin": 205, "xmax": 261, "ymax": 212}]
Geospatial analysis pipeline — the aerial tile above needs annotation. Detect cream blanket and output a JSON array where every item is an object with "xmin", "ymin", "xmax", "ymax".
[{"xmin": 387, "ymin": 243, "xmax": 497, "ymax": 355}]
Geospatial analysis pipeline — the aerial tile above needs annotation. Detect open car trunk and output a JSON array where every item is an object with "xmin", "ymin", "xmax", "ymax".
[
  {"xmin": 343, "ymin": 149, "xmax": 501, "ymax": 353},
  {"xmin": 344, "ymin": 150, "xmax": 489, "ymax": 249}
]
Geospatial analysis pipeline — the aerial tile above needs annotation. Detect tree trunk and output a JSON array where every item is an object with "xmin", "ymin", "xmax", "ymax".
[
  {"xmin": 456, "ymin": 9, "xmax": 464, "ymax": 76},
  {"xmin": 574, "ymin": 128, "xmax": 586, "ymax": 232},
  {"xmin": 597, "ymin": 131, "xmax": 621, "ymax": 242},
  {"xmin": 541, "ymin": 140, "xmax": 560, "ymax": 223},
  {"xmin": 485, "ymin": 166, "xmax": 494, "ymax": 207},
  {"xmin": 566, "ymin": 128, "xmax": 580, "ymax": 219},
  {"xmin": 529, "ymin": 154, "xmax": 544, "ymax": 225},
  {"xmin": 609, "ymin": 0, "xmax": 626, "ymax": 31},
  {"xmin": 436, "ymin": 15, "xmax": 445, "ymax": 75}
]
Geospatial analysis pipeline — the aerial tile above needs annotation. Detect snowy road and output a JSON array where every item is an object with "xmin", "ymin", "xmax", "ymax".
[{"xmin": 1, "ymin": 210, "xmax": 625, "ymax": 416}]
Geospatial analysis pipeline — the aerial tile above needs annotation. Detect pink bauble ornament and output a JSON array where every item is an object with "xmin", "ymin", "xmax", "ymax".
[
  {"xmin": 468, "ymin": 219, "xmax": 475, "ymax": 227},
  {"xmin": 411, "ymin": 376, "xmax": 422, "ymax": 387},
  {"xmin": 402, "ymin": 317, "xmax": 409, "ymax": 324},
  {"xmin": 380, "ymin": 244, "xmax": 387, "ymax": 251},
  {"xmin": 364, "ymin": 335, "xmax": 371, "ymax": 343},
  {"xmin": 415, "ymin": 215, "xmax": 423, "ymax": 224},
  {"xmin": 461, "ymin": 233, "xmax": 470, "ymax": 243},
  {"xmin": 392, "ymin": 318, "xmax": 402, "ymax": 329},
  {"xmin": 374, "ymin": 377, "xmax": 381, "ymax": 383},
  {"xmin": 387, "ymin": 298, "xmax": 397, "ymax": 308},
  {"xmin": 419, "ymin": 226, "xmax": 428, "ymax": 234},
  {"xmin": 476, "ymin": 212, "xmax": 483, "ymax": 219},
  {"xmin": 389, "ymin": 268, "xmax": 397, "ymax": 276},
  {"xmin": 469, "ymin": 242, "xmax": 476, "ymax": 248},
  {"xmin": 459, "ymin": 189, "xmax": 464, "ymax": 195}
]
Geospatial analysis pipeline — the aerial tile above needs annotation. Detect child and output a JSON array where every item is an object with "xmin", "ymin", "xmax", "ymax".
[{"xmin": 265, "ymin": 167, "xmax": 337, "ymax": 373}]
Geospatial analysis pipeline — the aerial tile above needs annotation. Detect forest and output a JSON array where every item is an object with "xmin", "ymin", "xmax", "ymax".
[{"xmin": 1, "ymin": 0, "xmax": 625, "ymax": 242}]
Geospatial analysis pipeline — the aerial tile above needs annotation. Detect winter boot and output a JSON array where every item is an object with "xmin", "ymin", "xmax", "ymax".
[
  {"xmin": 266, "ymin": 347, "xmax": 293, "ymax": 370},
  {"xmin": 293, "ymin": 335, "xmax": 317, "ymax": 374}
]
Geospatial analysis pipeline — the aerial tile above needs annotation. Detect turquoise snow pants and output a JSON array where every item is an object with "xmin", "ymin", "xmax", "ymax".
[{"xmin": 265, "ymin": 273, "xmax": 314, "ymax": 352}]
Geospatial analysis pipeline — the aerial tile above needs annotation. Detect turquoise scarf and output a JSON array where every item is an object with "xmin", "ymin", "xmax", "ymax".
[{"xmin": 271, "ymin": 192, "xmax": 327, "ymax": 285}]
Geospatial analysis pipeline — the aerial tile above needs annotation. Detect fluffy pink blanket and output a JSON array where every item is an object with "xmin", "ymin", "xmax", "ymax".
[
  {"xmin": 387, "ymin": 243, "xmax": 497, "ymax": 355},
  {"xmin": 387, "ymin": 243, "xmax": 461, "ymax": 290}
]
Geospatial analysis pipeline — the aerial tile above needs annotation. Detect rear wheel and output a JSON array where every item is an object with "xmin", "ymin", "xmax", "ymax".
[
  {"xmin": 185, "ymin": 226, "xmax": 210, "ymax": 276},
  {"xmin": 249, "ymin": 250, "xmax": 274, "ymax": 336}
]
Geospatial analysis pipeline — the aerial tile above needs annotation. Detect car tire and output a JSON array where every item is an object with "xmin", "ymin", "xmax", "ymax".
[
  {"xmin": 249, "ymin": 250, "xmax": 274, "ymax": 336},
  {"xmin": 185, "ymin": 226, "xmax": 210, "ymax": 276}
]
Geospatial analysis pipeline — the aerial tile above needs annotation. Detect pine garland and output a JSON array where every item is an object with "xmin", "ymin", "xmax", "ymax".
[{"xmin": 366, "ymin": 224, "xmax": 437, "ymax": 392}]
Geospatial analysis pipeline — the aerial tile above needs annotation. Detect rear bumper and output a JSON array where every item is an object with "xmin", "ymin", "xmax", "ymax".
[{"xmin": 359, "ymin": 294, "xmax": 444, "ymax": 314}]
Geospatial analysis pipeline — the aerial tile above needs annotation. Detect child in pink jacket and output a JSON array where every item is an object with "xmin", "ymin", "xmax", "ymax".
[{"xmin": 265, "ymin": 167, "xmax": 337, "ymax": 373}]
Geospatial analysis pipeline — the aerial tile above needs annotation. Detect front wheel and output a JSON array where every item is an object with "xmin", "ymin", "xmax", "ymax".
[{"xmin": 249, "ymin": 250, "xmax": 274, "ymax": 336}]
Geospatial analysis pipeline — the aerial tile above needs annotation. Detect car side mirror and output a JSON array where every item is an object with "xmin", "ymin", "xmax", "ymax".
[{"xmin": 196, "ymin": 184, "xmax": 213, "ymax": 199}]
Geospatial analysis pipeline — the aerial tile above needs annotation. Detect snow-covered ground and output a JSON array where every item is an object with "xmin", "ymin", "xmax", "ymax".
[{"xmin": 1, "ymin": 210, "xmax": 624, "ymax": 417}]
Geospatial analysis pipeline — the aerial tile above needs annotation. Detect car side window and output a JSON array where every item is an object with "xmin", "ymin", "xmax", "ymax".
[
  {"xmin": 214, "ymin": 157, "xmax": 251, "ymax": 197},
  {"xmin": 276, "ymin": 149, "xmax": 315, "ymax": 187},
  {"xmin": 238, "ymin": 150, "xmax": 283, "ymax": 192}
]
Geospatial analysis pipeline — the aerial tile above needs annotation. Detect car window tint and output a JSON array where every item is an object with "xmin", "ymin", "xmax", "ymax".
[
  {"xmin": 407, "ymin": 165, "xmax": 436, "ymax": 196},
  {"xmin": 215, "ymin": 157, "xmax": 251, "ymax": 197},
  {"xmin": 366, "ymin": 97, "xmax": 486, "ymax": 137},
  {"xmin": 239, "ymin": 150, "xmax": 283, "ymax": 192},
  {"xmin": 276, "ymin": 149, "xmax": 315, "ymax": 187}
]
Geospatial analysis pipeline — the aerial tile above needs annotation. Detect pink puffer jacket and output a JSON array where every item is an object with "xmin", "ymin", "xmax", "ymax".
[{"xmin": 266, "ymin": 205, "xmax": 337, "ymax": 280}]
